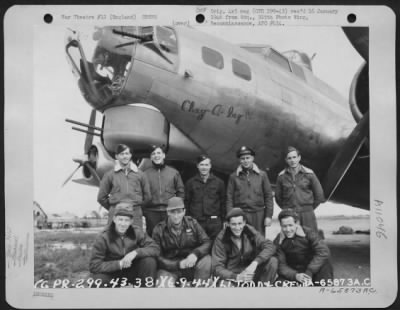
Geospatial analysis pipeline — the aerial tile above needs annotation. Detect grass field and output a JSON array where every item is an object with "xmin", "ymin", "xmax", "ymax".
[
  {"xmin": 34, "ymin": 230, "xmax": 99, "ymax": 287},
  {"xmin": 34, "ymin": 216, "xmax": 370, "ymax": 287}
]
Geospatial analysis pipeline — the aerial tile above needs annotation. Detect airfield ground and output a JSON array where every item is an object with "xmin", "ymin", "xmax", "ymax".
[{"xmin": 35, "ymin": 215, "xmax": 370, "ymax": 287}]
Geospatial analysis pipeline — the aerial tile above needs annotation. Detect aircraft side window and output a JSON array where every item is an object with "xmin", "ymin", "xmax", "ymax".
[
  {"xmin": 202, "ymin": 47, "xmax": 224, "ymax": 69},
  {"xmin": 232, "ymin": 59, "xmax": 252, "ymax": 81}
]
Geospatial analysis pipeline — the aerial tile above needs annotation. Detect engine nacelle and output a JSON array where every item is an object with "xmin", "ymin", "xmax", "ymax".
[
  {"xmin": 349, "ymin": 61, "xmax": 369, "ymax": 123},
  {"xmin": 103, "ymin": 104, "xmax": 169, "ymax": 156},
  {"xmin": 102, "ymin": 104, "xmax": 201, "ymax": 160}
]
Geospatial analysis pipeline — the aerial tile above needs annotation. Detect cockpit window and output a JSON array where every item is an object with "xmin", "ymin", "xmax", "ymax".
[
  {"xmin": 92, "ymin": 45, "xmax": 132, "ymax": 97},
  {"xmin": 267, "ymin": 49, "xmax": 291, "ymax": 72},
  {"xmin": 90, "ymin": 27, "xmax": 137, "ymax": 98},
  {"xmin": 290, "ymin": 61, "xmax": 306, "ymax": 81},
  {"xmin": 155, "ymin": 26, "xmax": 178, "ymax": 54},
  {"xmin": 232, "ymin": 59, "xmax": 252, "ymax": 81},
  {"xmin": 65, "ymin": 26, "xmax": 179, "ymax": 109},
  {"xmin": 202, "ymin": 47, "xmax": 224, "ymax": 69}
]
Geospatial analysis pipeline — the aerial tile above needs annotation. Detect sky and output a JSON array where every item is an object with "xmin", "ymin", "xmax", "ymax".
[{"xmin": 32, "ymin": 24, "xmax": 368, "ymax": 217}]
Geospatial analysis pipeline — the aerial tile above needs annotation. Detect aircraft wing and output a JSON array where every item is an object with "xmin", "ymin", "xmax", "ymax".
[
  {"xmin": 322, "ymin": 28, "xmax": 370, "ymax": 209},
  {"xmin": 322, "ymin": 113, "xmax": 369, "ymax": 209},
  {"xmin": 72, "ymin": 178, "xmax": 100, "ymax": 187}
]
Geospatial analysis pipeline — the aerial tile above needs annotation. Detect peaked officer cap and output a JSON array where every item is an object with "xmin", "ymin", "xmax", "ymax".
[{"xmin": 237, "ymin": 146, "xmax": 255, "ymax": 158}]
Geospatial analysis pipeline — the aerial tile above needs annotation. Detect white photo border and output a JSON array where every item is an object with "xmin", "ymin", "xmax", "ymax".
[{"xmin": 4, "ymin": 5, "xmax": 397, "ymax": 308}]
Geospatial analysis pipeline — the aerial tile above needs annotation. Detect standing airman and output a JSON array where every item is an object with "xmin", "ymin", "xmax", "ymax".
[
  {"xmin": 143, "ymin": 145, "xmax": 185, "ymax": 235},
  {"xmin": 226, "ymin": 146, "xmax": 274, "ymax": 235},
  {"xmin": 185, "ymin": 155, "xmax": 226, "ymax": 239},
  {"xmin": 275, "ymin": 146, "xmax": 325, "ymax": 233},
  {"xmin": 97, "ymin": 144, "xmax": 150, "ymax": 229}
]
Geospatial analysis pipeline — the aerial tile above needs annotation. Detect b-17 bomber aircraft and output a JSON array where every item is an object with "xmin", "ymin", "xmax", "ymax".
[{"xmin": 63, "ymin": 25, "xmax": 369, "ymax": 209}]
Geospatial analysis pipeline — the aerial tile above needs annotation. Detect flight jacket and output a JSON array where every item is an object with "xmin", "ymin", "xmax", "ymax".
[
  {"xmin": 144, "ymin": 164, "xmax": 185, "ymax": 210},
  {"xmin": 212, "ymin": 224, "xmax": 276, "ymax": 280},
  {"xmin": 89, "ymin": 223, "xmax": 160, "ymax": 274},
  {"xmin": 275, "ymin": 165, "xmax": 325, "ymax": 210},
  {"xmin": 152, "ymin": 216, "xmax": 212, "ymax": 271},
  {"xmin": 226, "ymin": 164, "xmax": 274, "ymax": 218},
  {"xmin": 185, "ymin": 173, "xmax": 226, "ymax": 220},
  {"xmin": 273, "ymin": 225, "xmax": 330, "ymax": 280},
  {"xmin": 97, "ymin": 161, "xmax": 151, "ymax": 210}
]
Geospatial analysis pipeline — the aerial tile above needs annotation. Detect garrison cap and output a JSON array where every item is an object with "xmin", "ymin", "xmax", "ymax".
[
  {"xmin": 237, "ymin": 146, "xmax": 255, "ymax": 158},
  {"xmin": 166, "ymin": 197, "xmax": 185, "ymax": 211},
  {"xmin": 278, "ymin": 209, "xmax": 299, "ymax": 222},
  {"xmin": 116, "ymin": 144, "xmax": 130, "ymax": 155},
  {"xmin": 226, "ymin": 208, "xmax": 247, "ymax": 221},
  {"xmin": 114, "ymin": 202, "xmax": 134, "ymax": 218}
]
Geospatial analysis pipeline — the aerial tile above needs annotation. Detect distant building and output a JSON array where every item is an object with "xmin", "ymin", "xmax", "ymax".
[
  {"xmin": 33, "ymin": 203, "xmax": 107, "ymax": 229},
  {"xmin": 82, "ymin": 210, "xmax": 107, "ymax": 227},
  {"xmin": 59, "ymin": 211, "xmax": 79, "ymax": 219},
  {"xmin": 83, "ymin": 210, "xmax": 101, "ymax": 219},
  {"xmin": 33, "ymin": 201, "xmax": 47, "ymax": 229},
  {"xmin": 46, "ymin": 212, "xmax": 79, "ymax": 229}
]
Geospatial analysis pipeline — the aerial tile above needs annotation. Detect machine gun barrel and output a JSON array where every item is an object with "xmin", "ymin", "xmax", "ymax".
[
  {"xmin": 66, "ymin": 118, "xmax": 103, "ymax": 131},
  {"xmin": 71, "ymin": 127, "xmax": 101, "ymax": 136},
  {"xmin": 112, "ymin": 29, "xmax": 153, "ymax": 42}
]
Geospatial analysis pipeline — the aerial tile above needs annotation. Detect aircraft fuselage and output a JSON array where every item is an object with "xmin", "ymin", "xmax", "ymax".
[
  {"xmin": 105, "ymin": 27, "xmax": 355, "ymax": 177},
  {"xmin": 66, "ymin": 25, "xmax": 366, "ymax": 207}
]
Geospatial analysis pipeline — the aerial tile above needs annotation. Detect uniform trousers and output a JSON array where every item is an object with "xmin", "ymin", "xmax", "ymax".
[
  {"xmin": 155, "ymin": 255, "xmax": 212, "ymax": 287},
  {"xmin": 217, "ymin": 257, "xmax": 278, "ymax": 287},
  {"xmin": 285, "ymin": 206, "xmax": 318, "ymax": 234},
  {"xmin": 197, "ymin": 217, "xmax": 222, "ymax": 240},
  {"xmin": 274, "ymin": 260, "xmax": 333, "ymax": 286},
  {"xmin": 91, "ymin": 257, "xmax": 157, "ymax": 288},
  {"xmin": 143, "ymin": 209, "xmax": 167, "ymax": 236},
  {"xmin": 242, "ymin": 208, "xmax": 265, "ymax": 235}
]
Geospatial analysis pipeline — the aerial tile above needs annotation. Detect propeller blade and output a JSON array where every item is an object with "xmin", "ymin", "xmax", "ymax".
[
  {"xmin": 71, "ymin": 178, "xmax": 99, "ymax": 187},
  {"xmin": 342, "ymin": 27, "xmax": 369, "ymax": 61},
  {"xmin": 61, "ymin": 164, "xmax": 82, "ymax": 187},
  {"xmin": 84, "ymin": 109, "xmax": 97, "ymax": 154},
  {"xmin": 83, "ymin": 162, "xmax": 101, "ymax": 184}
]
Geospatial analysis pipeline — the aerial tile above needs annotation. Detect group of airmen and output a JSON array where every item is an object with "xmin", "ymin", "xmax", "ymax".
[{"xmin": 89, "ymin": 144, "xmax": 334, "ymax": 287}]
